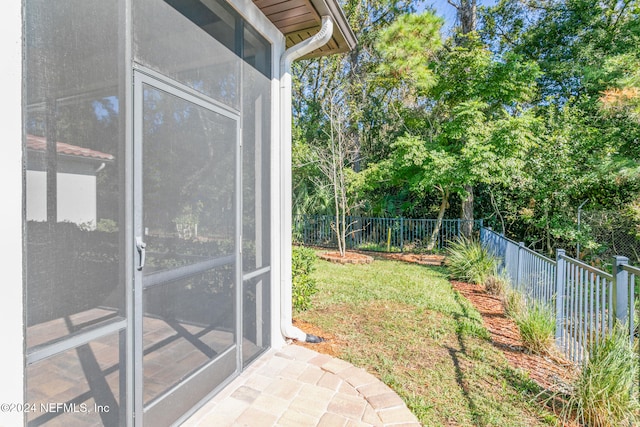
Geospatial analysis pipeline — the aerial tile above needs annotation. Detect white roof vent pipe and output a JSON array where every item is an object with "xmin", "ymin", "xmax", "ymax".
[{"xmin": 279, "ymin": 16, "xmax": 333, "ymax": 343}]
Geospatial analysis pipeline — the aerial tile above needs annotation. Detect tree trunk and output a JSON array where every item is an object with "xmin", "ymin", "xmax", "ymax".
[
  {"xmin": 448, "ymin": 0, "xmax": 477, "ymax": 34},
  {"xmin": 427, "ymin": 188, "xmax": 450, "ymax": 250},
  {"xmin": 461, "ymin": 184, "xmax": 474, "ymax": 238},
  {"xmin": 459, "ymin": 0, "xmax": 477, "ymax": 34},
  {"xmin": 452, "ymin": 0, "xmax": 477, "ymax": 237}
]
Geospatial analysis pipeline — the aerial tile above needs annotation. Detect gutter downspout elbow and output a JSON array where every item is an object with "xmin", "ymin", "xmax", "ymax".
[
  {"xmin": 280, "ymin": 16, "xmax": 334, "ymax": 76},
  {"xmin": 280, "ymin": 16, "xmax": 333, "ymax": 342}
]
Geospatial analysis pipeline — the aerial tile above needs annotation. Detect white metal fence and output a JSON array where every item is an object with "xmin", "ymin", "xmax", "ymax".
[{"xmin": 481, "ymin": 227, "xmax": 637, "ymax": 364}]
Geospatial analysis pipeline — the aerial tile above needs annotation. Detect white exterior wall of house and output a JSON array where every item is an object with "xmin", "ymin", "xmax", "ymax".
[{"xmin": 0, "ymin": 1, "xmax": 25, "ymax": 425}]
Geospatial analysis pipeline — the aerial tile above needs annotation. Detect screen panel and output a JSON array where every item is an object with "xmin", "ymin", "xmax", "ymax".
[
  {"xmin": 24, "ymin": 0, "xmax": 125, "ymax": 348},
  {"xmin": 26, "ymin": 331, "xmax": 125, "ymax": 427}
]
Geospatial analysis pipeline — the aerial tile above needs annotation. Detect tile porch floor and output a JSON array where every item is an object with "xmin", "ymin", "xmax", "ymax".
[{"xmin": 182, "ymin": 344, "xmax": 421, "ymax": 427}]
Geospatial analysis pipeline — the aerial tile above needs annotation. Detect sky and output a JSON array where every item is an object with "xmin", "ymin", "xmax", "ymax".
[{"xmin": 420, "ymin": 0, "xmax": 498, "ymax": 33}]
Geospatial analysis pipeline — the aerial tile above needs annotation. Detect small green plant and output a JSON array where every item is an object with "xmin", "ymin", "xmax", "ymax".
[
  {"xmin": 515, "ymin": 302, "xmax": 555, "ymax": 355},
  {"xmin": 446, "ymin": 236, "xmax": 498, "ymax": 285},
  {"xmin": 560, "ymin": 324, "xmax": 639, "ymax": 427},
  {"xmin": 292, "ymin": 246, "xmax": 318, "ymax": 311},
  {"xmin": 484, "ymin": 269, "xmax": 510, "ymax": 296}
]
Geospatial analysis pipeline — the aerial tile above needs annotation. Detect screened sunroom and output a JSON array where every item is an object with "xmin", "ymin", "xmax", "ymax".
[{"xmin": 1, "ymin": 0, "xmax": 354, "ymax": 425}]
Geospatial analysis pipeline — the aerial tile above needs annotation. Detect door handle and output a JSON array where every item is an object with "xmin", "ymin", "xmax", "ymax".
[{"xmin": 136, "ymin": 237, "xmax": 147, "ymax": 271}]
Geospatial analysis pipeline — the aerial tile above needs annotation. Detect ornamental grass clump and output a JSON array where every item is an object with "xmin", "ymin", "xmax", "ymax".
[
  {"xmin": 446, "ymin": 236, "xmax": 498, "ymax": 285},
  {"xmin": 515, "ymin": 302, "xmax": 555, "ymax": 355},
  {"xmin": 561, "ymin": 324, "xmax": 639, "ymax": 427},
  {"xmin": 484, "ymin": 270, "xmax": 510, "ymax": 296},
  {"xmin": 502, "ymin": 286, "xmax": 526, "ymax": 319}
]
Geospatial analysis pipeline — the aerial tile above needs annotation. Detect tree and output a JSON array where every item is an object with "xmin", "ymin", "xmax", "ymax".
[
  {"xmin": 311, "ymin": 90, "xmax": 360, "ymax": 257},
  {"xmin": 449, "ymin": 0, "xmax": 477, "ymax": 34},
  {"xmin": 441, "ymin": 0, "xmax": 480, "ymax": 237},
  {"xmin": 475, "ymin": 0, "xmax": 640, "ymax": 254},
  {"xmin": 370, "ymin": 13, "xmax": 540, "ymax": 243},
  {"xmin": 292, "ymin": 0, "xmax": 420, "ymax": 217}
]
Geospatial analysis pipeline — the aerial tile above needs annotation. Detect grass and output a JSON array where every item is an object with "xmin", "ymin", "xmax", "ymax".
[
  {"xmin": 503, "ymin": 286, "xmax": 527, "ymax": 319},
  {"xmin": 297, "ymin": 254, "xmax": 557, "ymax": 426}
]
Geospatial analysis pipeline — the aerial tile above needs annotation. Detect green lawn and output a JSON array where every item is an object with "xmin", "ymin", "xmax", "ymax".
[{"xmin": 295, "ymin": 254, "xmax": 558, "ymax": 427}]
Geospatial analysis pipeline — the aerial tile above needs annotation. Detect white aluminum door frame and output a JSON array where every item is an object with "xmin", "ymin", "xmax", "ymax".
[{"xmin": 132, "ymin": 68, "xmax": 242, "ymax": 427}]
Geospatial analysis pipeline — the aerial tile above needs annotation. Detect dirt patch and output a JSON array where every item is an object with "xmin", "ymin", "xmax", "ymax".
[{"xmin": 292, "ymin": 318, "xmax": 346, "ymax": 357}]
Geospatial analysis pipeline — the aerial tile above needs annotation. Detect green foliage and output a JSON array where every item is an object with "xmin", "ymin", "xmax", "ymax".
[
  {"xmin": 291, "ymin": 246, "xmax": 318, "ymax": 311},
  {"xmin": 377, "ymin": 12, "xmax": 443, "ymax": 92},
  {"xmin": 514, "ymin": 303, "xmax": 555, "ymax": 355},
  {"xmin": 561, "ymin": 324, "xmax": 639, "ymax": 427},
  {"xmin": 476, "ymin": 0, "xmax": 640, "ymax": 254},
  {"xmin": 365, "ymin": 28, "xmax": 541, "ymax": 223},
  {"xmin": 294, "ymin": 0, "xmax": 640, "ymax": 261},
  {"xmin": 96, "ymin": 219, "xmax": 118, "ymax": 233},
  {"xmin": 446, "ymin": 237, "xmax": 498, "ymax": 285}
]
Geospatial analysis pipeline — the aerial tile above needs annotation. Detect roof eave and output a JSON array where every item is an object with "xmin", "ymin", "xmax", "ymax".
[
  {"xmin": 254, "ymin": 0, "xmax": 357, "ymax": 58},
  {"xmin": 307, "ymin": 0, "xmax": 357, "ymax": 55}
]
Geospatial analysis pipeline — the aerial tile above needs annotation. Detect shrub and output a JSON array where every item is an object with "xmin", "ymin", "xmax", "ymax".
[
  {"xmin": 292, "ymin": 246, "xmax": 318, "ymax": 311},
  {"xmin": 515, "ymin": 302, "xmax": 555, "ymax": 355},
  {"xmin": 562, "ymin": 324, "xmax": 639, "ymax": 427},
  {"xmin": 446, "ymin": 236, "xmax": 498, "ymax": 285}
]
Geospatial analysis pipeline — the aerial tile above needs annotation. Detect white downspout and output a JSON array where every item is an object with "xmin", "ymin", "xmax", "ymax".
[{"xmin": 280, "ymin": 16, "xmax": 334, "ymax": 342}]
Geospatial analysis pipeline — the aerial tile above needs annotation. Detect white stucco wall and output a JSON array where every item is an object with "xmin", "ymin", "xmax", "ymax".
[{"xmin": 0, "ymin": 1, "xmax": 25, "ymax": 426}]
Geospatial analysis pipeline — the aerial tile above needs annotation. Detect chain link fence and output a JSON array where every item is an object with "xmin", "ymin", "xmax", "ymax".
[{"xmin": 580, "ymin": 210, "xmax": 640, "ymax": 267}]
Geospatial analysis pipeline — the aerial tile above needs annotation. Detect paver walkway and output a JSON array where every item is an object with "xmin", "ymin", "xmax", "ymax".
[{"xmin": 182, "ymin": 343, "xmax": 421, "ymax": 426}]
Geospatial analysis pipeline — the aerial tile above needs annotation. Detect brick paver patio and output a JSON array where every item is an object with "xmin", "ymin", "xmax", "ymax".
[{"xmin": 182, "ymin": 344, "xmax": 421, "ymax": 426}]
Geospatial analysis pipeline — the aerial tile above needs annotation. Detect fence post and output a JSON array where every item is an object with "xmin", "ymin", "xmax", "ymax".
[
  {"xmin": 400, "ymin": 217, "xmax": 404, "ymax": 253},
  {"xmin": 612, "ymin": 256, "xmax": 630, "ymax": 325},
  {"xmin": 516, "ymin": 242, "xmax": 524, "ymax": 291},
  {"xmin": 555, "ymin": 249, "xmax": 566, "ymax": 345}
]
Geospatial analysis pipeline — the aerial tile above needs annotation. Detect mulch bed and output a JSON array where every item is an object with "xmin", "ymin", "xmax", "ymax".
[
  {"xmin": 376, "ymin": 252, "xmax": 446, "ymax": 266},
  {"xmin": 318, "ymin": 251, "xmax": 374, "ymax": 264},
  {"xmin": 450, "ymin": 280, "xmax": 576, "ymax": 392},
  {"xmin": 292, "ymin": 318, "xmax": 345, "ymax": 357}
]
